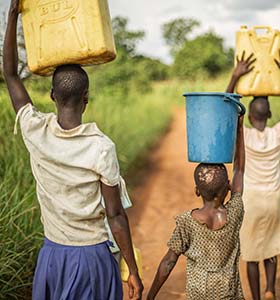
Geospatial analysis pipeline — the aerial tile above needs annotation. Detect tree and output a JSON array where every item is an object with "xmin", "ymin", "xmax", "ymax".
[
  {"xmin": 90, "ymin": 16, "xmax": 168, "ymax": 96},
  {"xmin": 112, "ymin": 16, "xmax": 145, "ymax": 56},
  {"xmin": 162, "ymin": 18, "xmax": 200, "ymax": 56},
  {"xmin": 172, "ymin": 31, "xmax": 233, "ymax": 78}
]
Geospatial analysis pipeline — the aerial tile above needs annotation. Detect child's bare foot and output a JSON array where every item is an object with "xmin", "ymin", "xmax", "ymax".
[{"xmin": 265, "ymin": 291, "xmax": 275, "ymax": 300}]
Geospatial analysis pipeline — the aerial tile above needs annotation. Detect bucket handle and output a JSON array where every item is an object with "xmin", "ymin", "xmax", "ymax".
[{"xmin": 224, "ymin": 96, "xmax": 246, "ymax": 116}]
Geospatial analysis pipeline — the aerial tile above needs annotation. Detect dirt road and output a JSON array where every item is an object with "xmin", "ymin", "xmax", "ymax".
[{"xmin": 126, "ymin": 107, "xmax": 280, "ymax": 300}]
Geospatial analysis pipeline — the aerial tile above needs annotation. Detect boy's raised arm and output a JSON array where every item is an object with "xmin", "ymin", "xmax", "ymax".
[
  {"xmin": 3, "ymin": 0, "xmax": 32, "ymax": 113},
  {"xmin": 101, "ymin": 183, "xmax": 144, "ymax": 300},
  {"xmin": 226, "ymin": 51, "xmax": 256, "ymax": 93},
  {"xmin": 231, "ymin": 116, "xmax": 245, "ymax": 195}
]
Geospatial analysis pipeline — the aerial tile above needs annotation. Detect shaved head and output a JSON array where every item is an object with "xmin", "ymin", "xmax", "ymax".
[
  {"xmin": 194, "ymin": 164, "xmax": 229, "ymax": 199},
  {"xmin": 249, "ymin": 97, "xmax": 271, "ymax": 121},
  {"xmin": 52, "ymin": 65, "xmax": 89, "ymax": 107}
]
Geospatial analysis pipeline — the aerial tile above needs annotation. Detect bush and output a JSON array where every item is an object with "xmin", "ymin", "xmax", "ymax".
[{"xmin": 172, "ymin": 31, "xmax": 233, "ymax": 79}]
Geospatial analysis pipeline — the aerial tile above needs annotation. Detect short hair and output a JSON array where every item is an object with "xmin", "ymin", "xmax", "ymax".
[
  {"xmin": 194, "ymin": 163, "xmax": 228, "ymax": 199},
  {"xmin": 249, "ymin": 96, "xmax": 270, "ymax": 121},
  {"xmin": 52, "ymin": 65, "xmax": 89, "ymax": 106}
]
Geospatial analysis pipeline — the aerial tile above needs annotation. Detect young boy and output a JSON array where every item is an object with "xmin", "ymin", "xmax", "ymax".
[
  {"xmin": 3, "ymin": 1, "xmax": 143, "ymax": 299},
  {"xmin": 226, "ymin": 52, "xmax": 280, "ymax": 300},
  {"xmin": 146, "ymin": 114, "xmax": 245, "ymax": 299}
]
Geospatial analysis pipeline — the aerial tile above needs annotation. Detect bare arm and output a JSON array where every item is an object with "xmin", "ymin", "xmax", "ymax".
[
  {"xmin": 146, "ymin": 249, "xmax": 179, "ymax": 300},
  {"xmin": 231, "ymin": 116, "xmax": 245, "ymax": 194},
  {"xmin": 3, "ymin": 0, "xmax": 32, "ymax": 113},
  {"xmin": 226, "ymin": 51, "xmax": 256, "ymax": 93},
  {"xmin": 101, "ymin": 183, "xmax": 143, "ymax": 300}
]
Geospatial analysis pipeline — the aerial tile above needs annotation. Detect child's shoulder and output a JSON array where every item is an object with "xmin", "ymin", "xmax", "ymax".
[{"xmin": 174, "ymin": 211, "xmax": 193, "ymax": 227}]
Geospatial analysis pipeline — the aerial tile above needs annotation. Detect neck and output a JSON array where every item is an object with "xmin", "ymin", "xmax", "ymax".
[
  {"xmin": 251, "ymin": 119, "xmax": 267, "ymax": 131},
  {"xmin": 57, "ymin": 106, "xmax": 82, "ymax": 130},
  {"xmin": 202, "ymin": 197, "xmax": 224, "ymax": 209}
]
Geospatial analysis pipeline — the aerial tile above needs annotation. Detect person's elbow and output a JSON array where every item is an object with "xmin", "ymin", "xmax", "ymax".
[{"xmin": 107, "ymin": 208, "xmax": 127, "ymax": 233}]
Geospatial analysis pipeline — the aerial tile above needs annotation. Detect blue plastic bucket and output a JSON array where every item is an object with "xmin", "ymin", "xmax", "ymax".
[{"xmin": 183, "ymin": 92, "xmax": 245, "ymax": 163}]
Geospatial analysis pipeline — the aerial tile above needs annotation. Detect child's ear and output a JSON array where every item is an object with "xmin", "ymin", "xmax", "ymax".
[
  {"xmin": 268, "ymin": 110, "xmax": 272, "ymax": 119},
  {"xmin": 83, "ymin": 89, "xmax": 89, "ymax": 105},
  {"xmin": 195, "ymin": 186, "xmax": 200, "ymax": 197},
  {"xmin": 50, "ymin": 88, "xmax": 55, "ymax": 102}
]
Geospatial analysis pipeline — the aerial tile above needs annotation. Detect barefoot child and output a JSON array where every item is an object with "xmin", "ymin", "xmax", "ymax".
[
  {"xmin": 3, "ymin": 1, "xmax": 143, "ymax": 299},
  {"xmin": 226, "ymin": 51, "xmax": 280, "ymax": 300},
  {"xmin": 147, "ymin": 115, "xmax": 245, "ymax": 300}
]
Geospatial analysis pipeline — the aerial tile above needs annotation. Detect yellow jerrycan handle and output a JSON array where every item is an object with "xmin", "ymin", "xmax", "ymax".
[
  {"xmin": 120, "ymin": 246, "xmax": 143, "ymax": 282},
  {"xmin": 252, "ymin": 26, "xmax": 272, "ymax": 34}
]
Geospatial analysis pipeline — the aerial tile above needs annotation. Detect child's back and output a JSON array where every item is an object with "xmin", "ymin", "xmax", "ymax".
[
  {"xmin": 244, "ymin": 122, "xmax": 280, "ymax": 192},
  {"xmin": 16, "ymin": 103, "xmax": 118, "ymax": 245},
  {"xmin": 168, "ymin": 193, "xmax": 243, "ymax": 299}
]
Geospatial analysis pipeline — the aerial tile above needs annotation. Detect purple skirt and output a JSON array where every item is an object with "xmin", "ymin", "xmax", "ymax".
[{"xmin": 32, "ymin": 238, "xmax": 123, "ymax": 300}]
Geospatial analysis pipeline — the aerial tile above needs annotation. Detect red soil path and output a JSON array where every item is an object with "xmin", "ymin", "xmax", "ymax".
[{"xmin": 125, "ymin": 107, "xmax": 280, "ymax": 300}]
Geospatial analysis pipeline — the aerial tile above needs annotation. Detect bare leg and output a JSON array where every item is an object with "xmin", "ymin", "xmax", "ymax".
[
  {"xmin": 247, "ymin": 261, "xmax": 261, "ymax": 300},
  {"xmin": 264, "ymin": 257, "xmax": 277, "ymax": 294}
]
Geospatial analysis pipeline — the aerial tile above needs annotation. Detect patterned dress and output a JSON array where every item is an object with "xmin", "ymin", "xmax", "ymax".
[{"xmin": 167, "ymin": 193, "xmax": 244, "ymax": 300}]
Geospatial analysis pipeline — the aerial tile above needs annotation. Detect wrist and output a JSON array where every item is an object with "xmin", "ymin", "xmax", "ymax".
[
  {"xmin": 9, "ymin": 10, "xmax": 19, "ymax": 18},
  {"xmin": 9, "ymin": 5, "xmax": 20, "ymax": 16},
  {"xmin": 231, "ymin": 73, "xmax": 241, "ymax": 81},
  {"xmin": 129, "ymin": 267, "xmax": 139, "ymax": 276}
]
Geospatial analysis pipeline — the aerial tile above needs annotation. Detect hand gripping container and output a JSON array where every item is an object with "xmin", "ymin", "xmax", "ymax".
[
  {"xmin": 235, "ymin": 26, "xmax": 280, "ymax": 96},
  {"xmin": 183, "ymin": 92, "xmax": 245, "ymax": 164},
  {"xmin": 19, "ymin": 0, "xmax": 116, "ymax": 76}
]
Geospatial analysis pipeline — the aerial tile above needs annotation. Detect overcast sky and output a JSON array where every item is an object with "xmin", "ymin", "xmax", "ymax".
[{"xmin": 1, "ymin": 0, "xmax": 280, "ymax": 63}]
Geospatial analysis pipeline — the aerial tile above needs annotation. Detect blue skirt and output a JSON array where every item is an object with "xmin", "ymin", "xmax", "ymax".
[{"xmin": 32, "ymin": 238, "xmax": 123, "ymax": 300}]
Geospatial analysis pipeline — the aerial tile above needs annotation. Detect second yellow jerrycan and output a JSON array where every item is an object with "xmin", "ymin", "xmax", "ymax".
[
  {"xmin": 235, "ymin": 26, "xmax": 280, "ymax": 96},
  {"xmin": 120, "ymin": 246, "xmax": 143, "ymax": 282},
  {"xmin": 19, "ymin": 0, "xmax": 116, "ymax": 76}
]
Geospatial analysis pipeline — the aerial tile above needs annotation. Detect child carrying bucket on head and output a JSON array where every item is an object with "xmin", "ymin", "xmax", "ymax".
[
  {"xmin": 3, "ymin": 1, "xmax": 143, "ymax": 299},
  {"xmin": 146, "ymin": 114, "xmax": 245, "ymax": 300},
  {"xmin": 226, "ymin": 51, "xmax": 280, "ymax": 300}
]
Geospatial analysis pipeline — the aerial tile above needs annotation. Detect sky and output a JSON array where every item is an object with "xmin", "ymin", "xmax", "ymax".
[{"xmin": 1, "ymin": 0, "xmax": 280, "ymax": 64}]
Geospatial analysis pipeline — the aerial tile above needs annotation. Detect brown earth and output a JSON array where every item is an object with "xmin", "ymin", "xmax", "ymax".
[{"xmin": 124, "ymin": 107, "xmax": 280, "ymax": 300}]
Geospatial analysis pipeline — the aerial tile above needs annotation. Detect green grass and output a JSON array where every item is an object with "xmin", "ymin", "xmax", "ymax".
[{"xmin": 1, "ymin": 72, "xmax": 280, "ymax": 299}]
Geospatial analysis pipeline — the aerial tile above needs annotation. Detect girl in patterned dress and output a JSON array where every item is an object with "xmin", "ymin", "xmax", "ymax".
[{"xmin": 147, "ymin": 116, "xmax": 245, "ymax": 300}]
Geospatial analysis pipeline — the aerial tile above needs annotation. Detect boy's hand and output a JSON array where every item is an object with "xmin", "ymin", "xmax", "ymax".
[
  {"xmin": 9, "ymin": 0, "xmax": 20, "ymax": 14},
  {"xmin": 233, "ymin": 51, "xmax": 256, "ymax": 78},
  {"xmin": 274, "ymin": 50, "xmax": 280, "ymax": 69},
  {"xmin": 128, "ymin": 273, "xmax": 144, "ymax": 299},
  {"xmin": 226, "ymin": 50, "xmax": 256, "ymax": 93}
]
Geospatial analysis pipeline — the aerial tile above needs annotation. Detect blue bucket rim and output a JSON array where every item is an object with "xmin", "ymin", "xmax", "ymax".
[{"xmin": 182, "ymin": 92, "xmax": 242, "ymax": 98}]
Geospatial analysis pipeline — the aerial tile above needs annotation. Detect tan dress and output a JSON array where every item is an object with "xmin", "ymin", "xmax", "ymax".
[
  {"xmin": 168, "ymin": 193, "xmax": 244, "ymax": 300},
  {"xmin": 240, "ymin": 124, "xmax": 280, "ymax": 261}
]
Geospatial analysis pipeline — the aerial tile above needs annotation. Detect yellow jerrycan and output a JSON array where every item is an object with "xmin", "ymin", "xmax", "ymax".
[
  {"xmin": 120, "ymin": 246, "xmax": 143, "ymax": 282},
  {"xmin": 19, "ymin": 0, "xmax": 116, "ymax": 76},
  {"xmin": 235, "ymin": 26, "xmax": 280, "ymax": 96}
]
